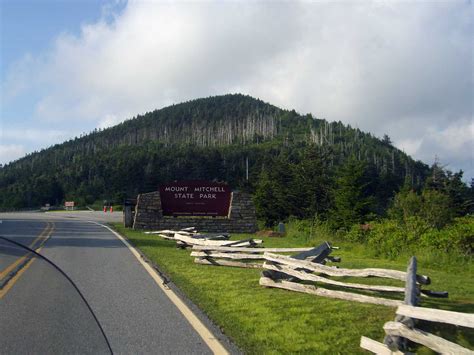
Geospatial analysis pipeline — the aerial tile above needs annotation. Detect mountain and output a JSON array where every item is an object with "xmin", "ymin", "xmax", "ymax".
[{"xmin": 0, "ymin": 94, "xmax": 429, "ymax": 212}]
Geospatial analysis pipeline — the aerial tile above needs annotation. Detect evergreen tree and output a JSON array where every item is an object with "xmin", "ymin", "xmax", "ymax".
[
  {"xmin": 329, "ymin": 158, "xmax": 374, "ymax": 230},
  {"xmin": 292, "ymin": 146, "xmax": 332, "ymax": 219},
  {"xmin": 254, "ymin": 170, "xmax": 281, "ymax": 227},
  {"xmin": 388, "ymin": 187, "xmax": 452, "ymax": 229},
  {"xmin": 382, "ymin": 134, "xmax": 392, "ymax": 145},
  {"xmin": 444, "ymin": 170, "xmax": 472, "ymax": 216},
  {"xmin": 425, "ymin": 159, "xmax": 447, "ymax": 191}
]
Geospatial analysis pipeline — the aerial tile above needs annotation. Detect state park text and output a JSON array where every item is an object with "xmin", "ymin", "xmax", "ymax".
[{"xmin": 163, "ymin": 185, "xmax": 226, "ymax": 199}]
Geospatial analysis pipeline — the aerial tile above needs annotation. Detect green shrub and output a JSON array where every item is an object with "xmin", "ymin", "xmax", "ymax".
[
  {"xmin": 365, "ymin": 220, "xmax": 408, "ymax": 258},
  {"xmin": 345, "ymin": 224, "xmax": 369, "ymax": 243},
  {"xmin": 285, "ymin": 217, "xmax": 315, "ymax": 243},
  {"xmin": 346, "ymin": 215, "xmax": 473, "ymax": 259},
  {"xmin": 420, "ymin": 189, "xmax": 453, "ymax": 228},
  {"xmin": 389, "ymin": 189, "xmax": 423, "ymax": 222},
  {"xmin": 421, "ymin": 216, "xmax": 474, "ymax": 255},
  {"xmin": 389, "ymin": 189, "xmax": 453, "ymax": 229},
  {"xmin": 285, "ymin": 214, "xmax": 473, "ymax": 261},
  {"xmin": 308, "ymin": 219, "xmax": 337, "ymax": 243},
  {"xmin": 285, "ymin": 217, "xmax": 337, "ymax": 244}
]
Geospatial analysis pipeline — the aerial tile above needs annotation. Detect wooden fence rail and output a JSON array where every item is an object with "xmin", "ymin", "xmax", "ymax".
[
  {"xmin": 259, "ymin": 276, "xmax": 403, "ymax": 307},
  {"xmin": 175, "ymin": 234, "xmax": 262, "ymax": 247},
  {"xmin": 383, "ymin": 321, "xmax": 473, "ymax": 354},
  {"xmin": 191, "ymin": 251, "xmax": 265, "ymax": 259},
  {"xmin": 191, "ymin": 245, "xmax": 314, "ymax": 253},
  {"xmin": 360, "ymin": 257, "xmax": 472, "ymax": 354},
  {"xmin": 144, "ymin": 228, "xmax": 263, "ymax": 249},
  {"xmin": 262, "ymin": 262, "xmax": 405, "ymax": 293},
  {"xmin": 362, "ymin": 307, "xmax": 474, "ymax": 354},
  {"xmin": 193, "ymin": 241, "xmax": 340, "ymax": 269},
  {"xmin": 396, "ymin": 305, "xmax": 474, "ymax": 328},
  {"xmin": 259, "ymin": 253, "xmax": 447, "ymax": 310},
  {"xmin": 262, "ymin": 252, "xmax": 430, "ymax": 283},
  {"xmin": 360, "ymin": 336, "xmax": 407, "ymax": 355}
]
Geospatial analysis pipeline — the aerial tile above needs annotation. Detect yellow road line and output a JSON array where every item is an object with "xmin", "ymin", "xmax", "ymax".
[
  {"xmin": 92, "ymin": 222, "xmax": 230, "ymax": 355},
  {"xmin": 0, "ymin": 222, "xmax": 55, "ymax": 299},
  {"xmin": 0, "ymin": 222, "xmax": 52, "ymax": 279},
  {"xmin": 0, "ymin": 243, "xmax": 45, "ymax": 299}
]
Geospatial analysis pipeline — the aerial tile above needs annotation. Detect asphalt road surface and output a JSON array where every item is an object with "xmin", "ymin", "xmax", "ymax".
[{"xmin": 0, "ymin": 212, "xmax": 226, "ymax": 354}]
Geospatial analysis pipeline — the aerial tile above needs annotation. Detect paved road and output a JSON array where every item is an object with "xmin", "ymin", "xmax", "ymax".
[{"xmin": 0, "ymin": 212, "xmax": 221, "ymax": 354}]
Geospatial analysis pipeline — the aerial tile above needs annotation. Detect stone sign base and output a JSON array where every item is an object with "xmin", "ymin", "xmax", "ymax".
[{"xmin": 133, "ymin": 191, "xmax": 258, "ymax": 233}]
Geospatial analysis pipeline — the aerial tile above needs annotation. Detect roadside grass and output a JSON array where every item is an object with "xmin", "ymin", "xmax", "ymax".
[{"xmin": 111, "ymin": 223, "xmax": 473, "ymax": 354}]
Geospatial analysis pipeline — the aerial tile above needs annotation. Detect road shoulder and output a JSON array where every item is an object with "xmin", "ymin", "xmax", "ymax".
[{"xmin": 95, "ymin": 221, "xmax": 241, "ymax": 355}]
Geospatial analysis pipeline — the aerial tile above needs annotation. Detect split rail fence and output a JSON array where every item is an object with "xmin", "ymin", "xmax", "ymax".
[
  {"xmin": 361, "ymin": 305, "xmax": 474, "ymax": 354},
  {"xmin": 144, "ymin": 227, "xmax": 262, "ymax": 248},
  {"xmin": 191, "ymin": 241, "xmax": 339, "ymax": 268},
  {"xmin": 259, "ymin": 254, "xmax": 447, "ymax": 308},
  {"xmin": 360, "ymin": 256, "xmax": 472, "ymax": 354},
  {"xmin": 143, "ymin": 228, "xmax": 473, "ymax": 353}
]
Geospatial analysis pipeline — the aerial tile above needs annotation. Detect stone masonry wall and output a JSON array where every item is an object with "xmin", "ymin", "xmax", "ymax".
[{"xmin": 133, "ymin": 191, "xmax": 258, "ymax": 233}]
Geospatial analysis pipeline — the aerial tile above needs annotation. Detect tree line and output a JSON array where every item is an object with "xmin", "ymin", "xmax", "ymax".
[
  {"xmin": 1, "ymin": 94, "xmax": 471, "ymax": 227},
  {"xmin": 254, "ymin": 150, "xmax": 473, "ymax": 229}
]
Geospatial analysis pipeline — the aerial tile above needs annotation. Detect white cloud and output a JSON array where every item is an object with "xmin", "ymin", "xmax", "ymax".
[
  {"xmin": 416, "ymin": 119, "xmax": 474, "ymax": 174},
  {"xmin": 2, "ymin": 0, "xmax": 473, "ymax": 176},
  {"xmin": 0, "ymin": 145, "xmax": 26, "ymax": 165},
  {"xmin": 2, "ymin": 128, "xmax": 70, "ymax": 143},
  {"xmin": 395, "ymin": 138, "xmax": 423, "ymax": 156},
  {"xmin": 430, "ymin": 119, "xmax": 474, "ymax": 154},
  {"xmin": 394, "ymin": 118, "xmax": 474, "ymax": 175},
  {"xmin": 1, "ymin": 54, "xmax": 37, "ymax": 102},
  {"xmin": 98, "ymin": 113, "xmax": 124, "ymax": 129}
]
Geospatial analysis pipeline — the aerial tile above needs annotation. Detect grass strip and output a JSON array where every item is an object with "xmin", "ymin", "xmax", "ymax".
[{"xmin": 112, "ymin": 223, "xmax": 473, "ymax": 354}]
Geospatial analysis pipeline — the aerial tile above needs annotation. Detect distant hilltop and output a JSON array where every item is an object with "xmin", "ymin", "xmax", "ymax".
[{"xmin": 0, "ymin": 93, "xmax": 428, "ymax": 209}]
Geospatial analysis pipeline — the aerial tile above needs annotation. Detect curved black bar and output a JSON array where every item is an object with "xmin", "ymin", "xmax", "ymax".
[{"xmin": 0, "ymin": 236, "xmax": 114, "ymax": 355}]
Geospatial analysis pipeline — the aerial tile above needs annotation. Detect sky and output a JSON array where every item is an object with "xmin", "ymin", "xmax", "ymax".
[{"xmin": 1, "ymin": 0, "xmax": 473, "ymax": 180}]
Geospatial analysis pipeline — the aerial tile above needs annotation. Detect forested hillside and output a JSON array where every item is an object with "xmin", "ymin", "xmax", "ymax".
[{"xmin": 1, "ymin": 94, "xmax": 471, "ymax": 225}]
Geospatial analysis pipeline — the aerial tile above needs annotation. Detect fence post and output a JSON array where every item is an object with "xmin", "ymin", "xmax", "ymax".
[{"xmin": 384, "ymin": 256, "xmax": 417, "ymax": 351}]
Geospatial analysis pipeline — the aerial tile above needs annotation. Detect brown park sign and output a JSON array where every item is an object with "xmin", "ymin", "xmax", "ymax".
[{"xmin": 159, "ymin": 181, "xmax": 232, "ymax": 217}]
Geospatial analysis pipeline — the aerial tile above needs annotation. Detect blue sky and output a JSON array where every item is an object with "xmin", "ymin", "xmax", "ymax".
[
  {"xmin": 1, "ymin": 0, "xmax": 124, "ymax": 96},
  {"xmin": 1, "ymin": 0, "xmax": 472, "ymax": 180},
  {"xmin": 2, "ymin": 1, "xmax": 104, "ymax": 70},
  {"xmin": 1, "ymin": 0, "xmax": 122, "ymax": 159}
]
